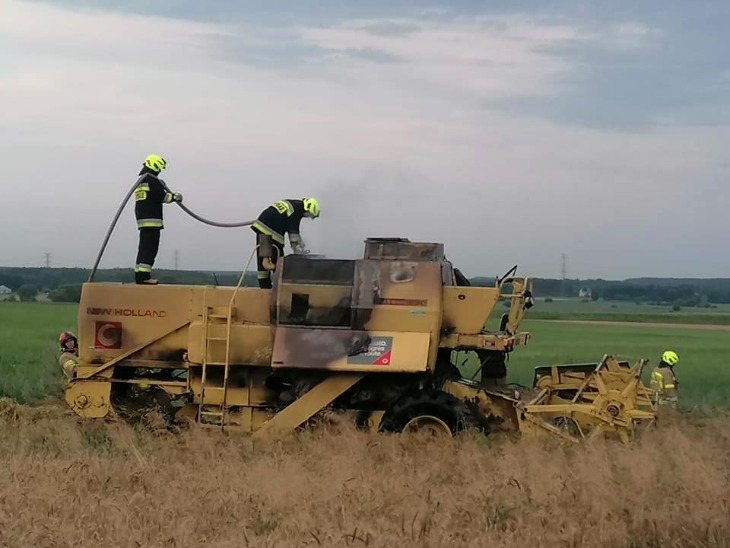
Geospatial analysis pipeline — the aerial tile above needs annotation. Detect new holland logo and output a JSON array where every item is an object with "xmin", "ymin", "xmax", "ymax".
[
  {"xmin": 95, "ymin": 321, "xmax": 122, "ymax": 349},
  {"xmin": 87, "ymin": 307, "xmax": 167, "ymax": 318}
]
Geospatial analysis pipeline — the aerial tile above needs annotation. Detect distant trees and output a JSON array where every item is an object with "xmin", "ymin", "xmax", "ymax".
[
  {"xmin": 469, "ymin": 276, "xmax": 730, "ymax": 306},
  {"xmin": 48, "ymin": 284, "xmax": 83, "ymax": 303},
  {"xmin": 16, "ymin": 284, "xmax": 39, "ymax": 302},
  {"xmin": 0, "ymin": 273, "xmax": 23, "ymax": 291},
  {"xmin": 1, "ymin": 267, "xmax": 729, "ymax": 306}
]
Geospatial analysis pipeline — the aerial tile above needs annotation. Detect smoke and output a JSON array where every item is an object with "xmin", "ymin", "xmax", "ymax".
[{"xmin": 310, "ymin": 165, "xmax": 445, "ymax": 260}]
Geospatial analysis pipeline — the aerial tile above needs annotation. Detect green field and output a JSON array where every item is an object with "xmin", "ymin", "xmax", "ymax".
[
  {"xmin": 515, "ymin": 297, "xmax": 730, "ymax": 324},
  {"xmin": 457, "ymin": 319, "xmax": 729, "ymax": 410},
  {"xmin": 1, "ymin": 300, "xmax": 728, "ymax": 410},
  {"xmin": 0, "ymin": 302, "xmax": 77, "ymax": 403}
]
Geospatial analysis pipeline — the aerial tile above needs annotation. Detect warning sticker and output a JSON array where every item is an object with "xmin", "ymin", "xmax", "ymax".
[{"xmin": 347, "ymin": 336, "xmax": 393, "ymax": 366}]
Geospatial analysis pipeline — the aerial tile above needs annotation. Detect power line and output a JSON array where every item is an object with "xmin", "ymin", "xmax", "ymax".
[{"xmin": 174, "ymin": 249, "xmax": 179, "ymax": 270}]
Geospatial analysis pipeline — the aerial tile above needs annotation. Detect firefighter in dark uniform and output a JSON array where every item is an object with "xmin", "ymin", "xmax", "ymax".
[
  {"xmin": 133, "ymin": 154, "xmax": 182, "ymax": 284},
  {"xmin": 251, "ymin": 198, "xmax": 320, "ymax": 288}
]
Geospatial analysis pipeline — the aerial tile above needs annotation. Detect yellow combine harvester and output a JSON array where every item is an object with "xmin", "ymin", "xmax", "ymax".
[{"xmin": 65, "ymin": 238, "xmax": 656, "ymax": 442}]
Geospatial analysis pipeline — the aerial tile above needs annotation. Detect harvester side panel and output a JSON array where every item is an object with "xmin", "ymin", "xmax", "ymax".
[
  {"xmin": 78, "ymin": 283, "xmax": 195, "ymax": 364},
  {"xmin": 271, "ymin": 327, "xmax": 431, "ymax": 372},
  {"xmin": 187, "ymin": 323, "xmax": 272, "ymax": 366},
  {"xmin": 442, "ymin": 286, "xmax": 501, "ymax": 335},
  {"xmin": 191, "ymin": 286, "xmax": 271, "ymax": 323}
]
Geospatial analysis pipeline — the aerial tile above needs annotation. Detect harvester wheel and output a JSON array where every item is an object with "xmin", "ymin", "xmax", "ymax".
[
  {"xmin": 402, "ymin": 415, "xmax": 452, "ymax": 437},
  {"xmin": 380, "ymin": 390, "xmax": 478, "ymax": 436}
]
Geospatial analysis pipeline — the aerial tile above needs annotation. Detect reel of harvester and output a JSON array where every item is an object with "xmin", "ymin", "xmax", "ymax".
[{"xmin": 516, "ymin": 354, "xmax": 657, "ymax": 443}]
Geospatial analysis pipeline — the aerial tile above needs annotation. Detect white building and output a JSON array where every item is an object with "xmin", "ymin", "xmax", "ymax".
[{"xmin": 0, "ymin": 285, "xmax": 11, "ymax": 294}]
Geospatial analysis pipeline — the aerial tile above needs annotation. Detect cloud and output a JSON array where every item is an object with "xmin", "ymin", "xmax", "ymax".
[
  {"xmin": 0, "ymin": 0, "xmax": 728, "ymax": 279},
  {"xmin": 297, "ymin": 16, "xmax": 585, "ymax": 102}
]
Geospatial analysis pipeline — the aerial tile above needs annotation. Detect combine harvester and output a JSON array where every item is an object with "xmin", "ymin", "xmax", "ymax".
[{"xmin": 65, "ymin": 238, "xmax": 656, "ymax": 442}]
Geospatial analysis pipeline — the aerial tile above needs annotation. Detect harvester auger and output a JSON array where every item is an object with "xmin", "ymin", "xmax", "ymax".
[{"xmin": 65, "ymin": 237, "xmax": 657, "ymax": 443}]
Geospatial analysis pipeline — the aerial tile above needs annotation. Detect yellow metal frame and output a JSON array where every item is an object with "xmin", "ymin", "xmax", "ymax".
[{"xmin": 252, "ymin": 373, "xmax": 365, "ymax": 438}]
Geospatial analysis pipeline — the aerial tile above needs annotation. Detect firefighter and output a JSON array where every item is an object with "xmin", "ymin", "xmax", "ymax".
[
  {"xmin": 133, "ymin": 154, "xmax": 182, "ymax": 284},
  {"xmin": 651, "ymin": 350, "xmax": 680, "ymax": 407},
  {"xmin": 58, "ymin": 331, "xmax": 79, "ymax": 380},
  {"xmin": 251, "ymin": 198, "xmax": 320, "ymax": 288}
]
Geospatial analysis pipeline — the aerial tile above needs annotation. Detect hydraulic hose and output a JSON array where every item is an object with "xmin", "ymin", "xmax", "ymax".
[
  {"xmin": 88, "ymin": 179, "xmax": 255, "ymax": 282},
  {"xmin": 88, "ymin": 180, "xmax": 137, "ymax": 283},
  {"xmin": 159, "ymin": 179, "xmax": 255, "ymax": 229},
  {"xmin": 174, "ymin": 202, "xmax": 254, "ymax": 228}
]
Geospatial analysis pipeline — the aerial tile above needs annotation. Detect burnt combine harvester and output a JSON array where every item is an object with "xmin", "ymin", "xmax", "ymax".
[{"xmin": 65, "ymin": 238, "xmax": 656, "ymax": 442}]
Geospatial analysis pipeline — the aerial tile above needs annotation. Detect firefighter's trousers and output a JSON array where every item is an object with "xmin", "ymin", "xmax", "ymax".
[
  {"xmin": 135, "ymin": 227, "xmax": 161, "ymax": 283},
  {"xmin": 254, "ymin": 232, "xmax": 284, "ymax": 289}
]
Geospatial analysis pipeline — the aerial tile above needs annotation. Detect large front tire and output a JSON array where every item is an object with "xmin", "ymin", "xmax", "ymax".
[{"xmin": 380, "ymin": 390, "xmax": 479, "ymax": 436}]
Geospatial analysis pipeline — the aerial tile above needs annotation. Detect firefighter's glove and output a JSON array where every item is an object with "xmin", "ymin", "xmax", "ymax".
[
  {"xmin": 290, "ymin": 235, "xmax": 308, "ymax": 255},
  {"xmin": 292, "ymin": 243, "xmax": 309, "ymax": 255},
  {"xmin": 172, "ymin": 192, "xmax": 183, "ymax": 203}
]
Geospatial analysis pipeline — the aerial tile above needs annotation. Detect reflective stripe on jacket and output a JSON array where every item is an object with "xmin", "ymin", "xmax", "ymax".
[
  {"xmin": 134, "ymin": 169, "xmax": 173, "ymax": 229},
  {"xmin": 59, "ymin": 351, "xmax": 78, "ymax": 379},
  {"xmin": 651, "ymin": 366, "xmax": 677, "ymax": 402},
  {"xmin": 251, "ymin": 199, "xmax": 306, "ymax": 244}
]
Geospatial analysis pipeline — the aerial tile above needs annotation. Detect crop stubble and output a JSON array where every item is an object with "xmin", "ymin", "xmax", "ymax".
[{"xmin": 1, "ymin": 400, "xmax": 729, "ymax": 548}]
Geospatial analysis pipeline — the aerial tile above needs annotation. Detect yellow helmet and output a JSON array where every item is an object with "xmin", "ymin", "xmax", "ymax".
[
  {"xmin": 303, "ymin": 197, "xmax": 320, "ymax": 218},
  {"xmin": 144, "ymin": 154, "xmax": 167, "ymax": 172},
  {"xmin": 661, "ymin": 350, "xmax": 679, "ymax": 366}
]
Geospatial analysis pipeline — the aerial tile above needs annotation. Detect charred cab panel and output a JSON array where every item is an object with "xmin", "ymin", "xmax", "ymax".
[{"xmin": 270, "ymin": 241, "xmax": 444, "ymax": 372}]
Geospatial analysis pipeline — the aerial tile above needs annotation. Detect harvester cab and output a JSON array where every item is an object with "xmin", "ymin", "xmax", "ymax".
[{"xmin": 65, "ymin": 237, "xmax": 656, "ymax": 442}]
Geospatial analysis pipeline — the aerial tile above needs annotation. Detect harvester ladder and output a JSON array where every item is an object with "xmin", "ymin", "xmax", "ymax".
[
  {"xmin": 198, "ymin": 299, "xmax": 236, "ymax": 429},
  {"xmin": 197, "ymin": 247, "xmax": 258, "ymax": 430}
]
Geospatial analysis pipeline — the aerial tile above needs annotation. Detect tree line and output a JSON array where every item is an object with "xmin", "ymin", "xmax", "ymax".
[
  {"xmin": 1, "ymin": 267, "xmax": 729, "ymax": 305},
  {"xmin": 470, "ymin": 276, "xmax": 730, "ymax": 306}
]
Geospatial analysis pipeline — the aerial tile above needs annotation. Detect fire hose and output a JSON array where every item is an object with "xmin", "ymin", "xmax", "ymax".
[{"xmin": 87, "ymin": 179, "xmax": 255, "ymax": 282}]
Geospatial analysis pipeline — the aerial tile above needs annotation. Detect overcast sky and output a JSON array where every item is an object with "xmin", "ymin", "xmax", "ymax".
[{"xmin": 1, "ymin": 0, "xmax": 728, "ymax": 279}]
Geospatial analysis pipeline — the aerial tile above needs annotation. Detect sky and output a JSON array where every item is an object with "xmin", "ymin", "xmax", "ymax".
[{"xmin": 1, "ymin": 0, "xmax": 728, "ymax": 279}]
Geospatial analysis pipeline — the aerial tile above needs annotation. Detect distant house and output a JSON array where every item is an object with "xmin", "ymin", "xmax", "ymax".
[
  {"xmin": 0, "ymin": 285, "xmax": 11, "ymax": 294},
  {"xmin": 578, "ymin": 287, "xmax": 592, "ymax": 299}
]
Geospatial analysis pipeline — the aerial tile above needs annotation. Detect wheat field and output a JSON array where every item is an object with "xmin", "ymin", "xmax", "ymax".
[{"xmin": 1, "ymin": 399, "xmax": 729, "ymax": 548}]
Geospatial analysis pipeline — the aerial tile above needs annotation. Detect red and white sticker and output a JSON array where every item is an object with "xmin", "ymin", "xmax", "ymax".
[
  {"xmin": 95, "ymin": 321, "xmax": 122, "ymax": 349},
  {"xmin": 347, "ymin": 337, "xmax": 393, "ymax": 366},
  {"xmin": 372, "ymin": 350, "xmax": 392, "ymax": 365}
]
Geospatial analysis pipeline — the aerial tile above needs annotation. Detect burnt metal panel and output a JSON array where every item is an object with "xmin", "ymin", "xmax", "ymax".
[
  {"xmin": 280, "ymin": 256, "xmax": 356, "ymax": 285},
  {"xmin": 351, "ymin": 259, "xmax": 380, "ymax": 330},
  {"xmin": 363, "ymin": 238, "xmax": 445, "ymax": 262}
]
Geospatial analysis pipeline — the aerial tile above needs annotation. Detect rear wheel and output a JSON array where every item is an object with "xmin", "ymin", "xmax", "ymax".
[
  {"xmin": 380, "ymin": 390, "xmax": 480, "ymax": 436},
  {"xmin": 402, "ymin": 415, "xmax": 452, "ymax": 437}
]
